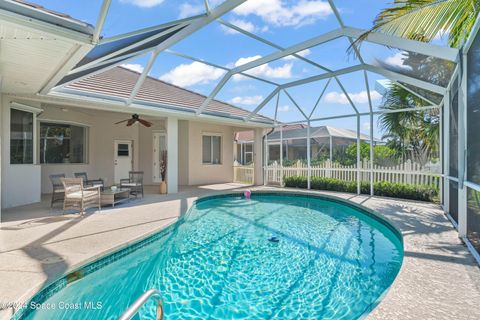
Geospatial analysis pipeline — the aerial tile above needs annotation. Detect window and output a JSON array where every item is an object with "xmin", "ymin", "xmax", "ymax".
[
  {"xmin": 10, "ymin": 108, "xmax": 34, "ymax": 164},
  {"xmin": 40, "ymin": 122, "xmax": 87, "ymax": 164},
  {"xmin": 117, "ymin": 144, "xmax": 129, "ymax": 156},
  {"xmin": 202, "ymin": 135, "xmax": 221, "ymax": 164}
]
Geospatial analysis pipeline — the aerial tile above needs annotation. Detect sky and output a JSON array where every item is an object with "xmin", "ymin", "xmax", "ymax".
[{"xmin": 30, "ymin": 0, "xmax": 451, "ymax": 139}]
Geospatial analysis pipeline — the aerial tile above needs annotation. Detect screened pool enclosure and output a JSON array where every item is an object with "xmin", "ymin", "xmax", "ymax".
[{"xmin": 36, "ymin": 0, "xmax": 480, "ymax": 262}]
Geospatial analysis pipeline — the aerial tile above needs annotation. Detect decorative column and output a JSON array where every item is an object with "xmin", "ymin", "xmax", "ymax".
[
  {"xmin": 369, "ymin": 112, "xmax": 374, "ymax": 196},
  {"xmin": 307, "ymin": 122, "xmax": 311, "ymax": 189},
  {"xmin": 280, "ymin": 125, "xmax": 284, "ymax": 186},
  {"xmin": 253, "ymin": 128, "xmax": 264, "ymax": 185},
  {"xmin": 167, "ymin": 117, "xmax": 178, "ymax": 193},
  {"xmin": 356, "ymin": 115, "xmax": 361, "ymax": 195}
]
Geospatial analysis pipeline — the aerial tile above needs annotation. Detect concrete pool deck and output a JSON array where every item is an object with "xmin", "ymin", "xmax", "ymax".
[{"xmin": 0, "ymin": 185, "xmax": 479, "ymax": 319}]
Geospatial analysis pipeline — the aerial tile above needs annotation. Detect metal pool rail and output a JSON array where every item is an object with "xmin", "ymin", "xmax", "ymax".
[{"xmin": 118, "ymin": 289, "xmax": 164, "ymax": 320}]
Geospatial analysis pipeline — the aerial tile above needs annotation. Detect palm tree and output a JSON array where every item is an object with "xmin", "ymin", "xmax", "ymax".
[
  {"xmin": 357, "ymin": 0, "xmax": 480, "ymax": 48},
  {"xmin": 379, "ymin": 85, "xmax": 439, "ymax": 166},
  {"xmin": 360, "ymin": 1, "xmax": 470, "ymax": 166}
]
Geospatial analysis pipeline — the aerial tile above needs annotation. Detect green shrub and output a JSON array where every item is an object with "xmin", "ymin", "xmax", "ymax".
[{"xmin": 283, "ymin": 176, "xmax": 438, "ymax": 202}]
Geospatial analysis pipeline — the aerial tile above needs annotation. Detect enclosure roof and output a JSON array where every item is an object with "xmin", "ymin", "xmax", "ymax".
[{"xmin": 5, "ymin": 0, "xmax": 461, "ymax": 126}]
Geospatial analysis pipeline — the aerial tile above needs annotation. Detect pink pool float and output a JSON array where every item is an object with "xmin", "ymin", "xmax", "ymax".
[{"xmin": 244, "ymin": 189, "xmax": 252, "ymax": 200}]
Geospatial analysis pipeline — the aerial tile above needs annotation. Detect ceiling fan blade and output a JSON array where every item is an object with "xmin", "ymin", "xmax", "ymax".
[
  {"xmin": 138, "ymin": 119, "xmax": 153, "ymax": 127},
  {"xmin": 126, "ymin": 119, "xmax": 136, "ymax": 126},
  {"xmin": 115, "ymin": 119, "xmax": 129, "ymax": 124}
]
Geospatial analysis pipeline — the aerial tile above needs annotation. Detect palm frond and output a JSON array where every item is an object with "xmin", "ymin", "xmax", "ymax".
[{"xmin": 350, "ymin": 0, "xmax": 479, "ymax": 52}]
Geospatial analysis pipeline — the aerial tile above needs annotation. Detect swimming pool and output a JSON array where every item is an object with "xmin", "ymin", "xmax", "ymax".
[{"xmin": 20, "ymin": 193, "xmax": 403, "ymax": 319}]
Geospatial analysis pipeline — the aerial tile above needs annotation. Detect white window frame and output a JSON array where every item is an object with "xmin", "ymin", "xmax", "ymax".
[
  {"xmin": 9, "ymin": 106, "xmax": 38, "ymax": 165},
  {"xmin": 202, "ymin": 132, "xmax": 222, "ymax": 165}
]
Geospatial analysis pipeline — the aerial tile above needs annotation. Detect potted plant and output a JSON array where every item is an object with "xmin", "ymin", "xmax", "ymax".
[{"xmin": 159, "ymin": 150, "xmax": 167, "ymax": 194}]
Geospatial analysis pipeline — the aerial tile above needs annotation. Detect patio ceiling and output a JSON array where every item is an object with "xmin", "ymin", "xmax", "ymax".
[{"xmin": 23, "ymin": 0, "xmax": 460, "ymax": 126}]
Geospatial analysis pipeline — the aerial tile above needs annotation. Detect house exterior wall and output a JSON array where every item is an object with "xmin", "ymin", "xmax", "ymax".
[
  {"xmin": 187, "ymin": 121, "xmax": 234, "ymax": 185},
  {"xmin": 0, "ymin": 97, "xmax": 260, "ymax": 208}
]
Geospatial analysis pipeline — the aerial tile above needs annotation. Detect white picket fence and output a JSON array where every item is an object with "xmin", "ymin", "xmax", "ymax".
[
  {"xmin": 265, "ymin": 159, "xmax": 440, "ymax": 188},
  {"xmin": 233, "ymin": 162, "xmax": 255, "ymax": 184}
]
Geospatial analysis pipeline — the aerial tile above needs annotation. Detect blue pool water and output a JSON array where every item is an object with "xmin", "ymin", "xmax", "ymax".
[{"xmin": 24, "ymin": 194, "xmax": 403, "ymax": 320}]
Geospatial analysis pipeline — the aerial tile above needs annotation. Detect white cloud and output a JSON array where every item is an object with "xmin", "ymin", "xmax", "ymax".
[
  {"xmin": 121, "ymin": 63, "xmax": 144, "ymax": 73},
  {"xmin": 362, "ymin": 121, "xmax": 371, "ymax": 131},
  {"xmin": 384, "ymin": 52, "xmax": 412, "ymax": 70},
  {"xmin": 221, "ymin": 19, "xmax": 269, "ymax": 35},
  {"xmin": 283, "ymin": 49, "xmax": 311, "ymax": 60},
  {"xmin": 120, "ymin": 0, "xmax": 165, "ymax": 8},
  {"xmin": 324, "ymin": 90, "xmax": 382, "ymax": 105},
  {"xmin": 159, "ymin": 62, "xmax": 225, "ymax": 87},
  {"xmin": 233, "ymin": 0, "xmax": 332, "ymax": 27},
  {"xmin": 230, "ymin": 95, "xmax": 264, "ymax": 106},
  {"xmin": 178, "ymin": 2, "xmax": 204, "ymax": 18},
  {"xmin": 277, "ymin": 105, "xmax": 290, "ymax": 112},
  {"xmin": 229, "ymin": 84, "xmax": 256, "ymax": 93},
  {"xmin": 232, "ymin": 55, "xmax": 293, "ymax": 80}
]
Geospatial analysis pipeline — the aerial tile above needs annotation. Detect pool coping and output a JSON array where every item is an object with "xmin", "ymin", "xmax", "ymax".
[{"xmin": 12, "ymin": 191, "xmax": 404, "ymax": 320}]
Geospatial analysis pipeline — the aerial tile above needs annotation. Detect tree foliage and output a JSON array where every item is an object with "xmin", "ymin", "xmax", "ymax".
[
  {"xmin": 343, "ymin": 142, "xmax": 399, "ymax": 166},
  {"xmin": 378, "ymin": 84, "xmax": 439, "ymax": 165},
  {"xmin": 356, "ymin": 0, "xmax": 480, "ymax": 48}
]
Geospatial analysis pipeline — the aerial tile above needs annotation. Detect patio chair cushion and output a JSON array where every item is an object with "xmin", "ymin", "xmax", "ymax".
[
  {"xmin": 121, "ymin": 182, "xmax": 142, "ymax": 187},
  {"xmin": 66, "ymin": 191, "xmax": 99, "ymax": 199}
]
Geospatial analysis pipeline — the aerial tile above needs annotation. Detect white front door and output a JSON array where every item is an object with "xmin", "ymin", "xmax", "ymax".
[
  {"xmin": 153, "ymin": 132, "xmax": 167, "ymax": 183},
  {"xmin": 114, "ymin": 140, "xmax": 133, "ymax": 184}
]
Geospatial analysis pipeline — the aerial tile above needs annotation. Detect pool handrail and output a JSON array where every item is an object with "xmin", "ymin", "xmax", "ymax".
[{"xmin": 118, "ymin": 288, "xmax": 164, "ymax": 320}]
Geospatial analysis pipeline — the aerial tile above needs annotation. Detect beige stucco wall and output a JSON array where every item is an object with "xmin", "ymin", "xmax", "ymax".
[{"xmin": 187, "ymin": 120, "xmax": 234, "ymax": 185}]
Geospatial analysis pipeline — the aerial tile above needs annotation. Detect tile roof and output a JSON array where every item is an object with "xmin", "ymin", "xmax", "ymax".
[
  {"xmin": 65, "ymin": 66, "xmax": 273, "ymax": 124},
  {"xmin": 3, "ymin": 0, "xmax": 94, "ymax": 35},
  {"xmin": 235, "ymin": 124, "xmax": 306, "ymax": 142},
  {"xmin": 266, "ymin": 125, "xmax": 382, "ymax": 142}
]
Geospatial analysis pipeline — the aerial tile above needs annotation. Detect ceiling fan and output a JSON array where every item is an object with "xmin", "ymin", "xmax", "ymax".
[{"xmin": 115, "ymin": 114, "xmax": 152, "ymax": 127}]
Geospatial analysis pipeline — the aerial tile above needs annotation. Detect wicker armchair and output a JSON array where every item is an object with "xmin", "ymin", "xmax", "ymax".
[
  {"xmin": 61, "ymin": 178, "xmax": 101, "ymax": 214},
  {"xmin": 120, "ymin": 171, "xmax": 144, "ymax": 198},
  {"xmin": 74, "ymin": 172, "xmax": 104, "ymax": 190},
  {"xmin": 50, "ymin": 174, "xmax": 65, "ymax": 208}
]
